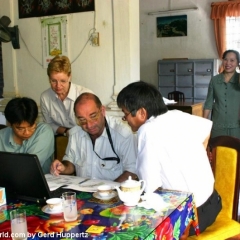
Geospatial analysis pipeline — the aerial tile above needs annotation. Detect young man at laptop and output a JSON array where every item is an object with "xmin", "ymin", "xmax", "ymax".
[
  {"xmin": 51, "ymin": 93, "xmax": 137, "ymax": 182},
  {"xmin": 0, "ymin": 97, "xmax": 54, "ymax": 174}
]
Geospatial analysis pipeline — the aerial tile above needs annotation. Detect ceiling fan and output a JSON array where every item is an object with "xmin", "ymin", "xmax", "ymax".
[{"xmin": 0, "ymin": 16, "xmax": 20, "ymax": 49}]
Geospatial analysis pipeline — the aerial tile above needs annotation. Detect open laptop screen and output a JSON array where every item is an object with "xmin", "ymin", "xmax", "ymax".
[{"xmin": 0, "ymin": 151, "xmax": 53, "ymax": 202}]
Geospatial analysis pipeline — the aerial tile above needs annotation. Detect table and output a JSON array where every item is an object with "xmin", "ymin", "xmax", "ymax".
[
  {"xmin": 0, "ymin": 189, "xmax": 199, "ymax": 240},
  {"xmin": 167, "ymin": 102, "xmax": 203, "ymax": 117}
]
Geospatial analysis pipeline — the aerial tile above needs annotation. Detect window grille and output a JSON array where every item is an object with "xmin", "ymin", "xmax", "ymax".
[{"xmin": 226, "ymin": 17, "xmax": 240, "ymax": 54}]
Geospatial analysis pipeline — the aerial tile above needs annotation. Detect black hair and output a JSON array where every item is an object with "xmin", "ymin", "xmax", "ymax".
[
  {"xmin": 117, "ymin": 81, "xmax": 168, "ymax": 119},
  {"xmin": 222, "ymin": 50, "xmax": 240, "ymax": 65},
  {"xmin": 4, "ymin": 97, "xmax": 38, "ymax": 125}
]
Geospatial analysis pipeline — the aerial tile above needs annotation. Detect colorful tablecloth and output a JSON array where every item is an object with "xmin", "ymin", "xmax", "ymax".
[{"xmin": 0, "ymin": 189, "xmax": 199, "ymax": 240}]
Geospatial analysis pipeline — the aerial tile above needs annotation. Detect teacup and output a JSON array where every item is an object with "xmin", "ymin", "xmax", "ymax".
[
  {"xmin": 97, "ymin": 185, "xmax": 112, "ymax": 197},
  {"xmin": 46, "ymin": 198, "xmax": 62, "ymax": 212}
]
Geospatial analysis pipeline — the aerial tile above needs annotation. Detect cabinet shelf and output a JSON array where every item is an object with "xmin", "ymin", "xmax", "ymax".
[
  {"xmin": 176, "ymin": 86, "xmax": 194, "ymax": 88},
  {"xmin": 195, "ymin": 84, "xmax": 209, "ymax": 88},
  {"xmin": 195, "ymin": 72, "xmax": 212, "ymax": 76},
  {"xmin": 158, "ymin": 59, "xmax": 219, "ymax": 101}
]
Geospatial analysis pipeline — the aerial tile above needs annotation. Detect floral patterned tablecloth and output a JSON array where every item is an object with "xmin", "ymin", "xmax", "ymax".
[{"xmin": 0, "ymin": 189, "xmax": 199, "ymax": 240}]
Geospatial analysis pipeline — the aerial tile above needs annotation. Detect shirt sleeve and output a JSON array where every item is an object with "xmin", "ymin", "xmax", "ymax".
[
  {"xmin": 40, "ymin": 93, "xmax": 59, "ymax": 133},
  {"xmin": 204, "ymin": 77, "xmax": 214, "ymax": 110},
  {"xmin": 137, "ymin": 133, "xmax": 162, "ymax": 193},
  {"xmin": 120, "ymin": 133, "xmax": 137, "ymax": 174},
  {"xmin": 26, "ymin": 123, "xmax": 55, "ymax": 173}
]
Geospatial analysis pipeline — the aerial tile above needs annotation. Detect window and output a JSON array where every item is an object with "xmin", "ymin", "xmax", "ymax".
[{"xmin": 226, "ymin": 17, "xmax": 240, "ymax": 53}]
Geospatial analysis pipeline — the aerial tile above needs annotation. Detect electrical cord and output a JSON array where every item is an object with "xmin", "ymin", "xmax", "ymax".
[{"xmin": 19, "ymin": 10, "xmax": 98, "ymax": 66}]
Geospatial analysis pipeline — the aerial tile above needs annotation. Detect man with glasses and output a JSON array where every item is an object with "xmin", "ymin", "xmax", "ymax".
[
  {"xmin": 0, "ymin": 97, "xmax": 54, "ymax": 174},
  {"xmin": 117, "ymin": 81, "xmax": 222, "ymax": 235},
  {"xmin": 50, "ymin": 93, "xmax": 137, "ymax": 182},
  {"xmin": 40, "ymin": 55, "xmax": 93, "ymax": 136}
]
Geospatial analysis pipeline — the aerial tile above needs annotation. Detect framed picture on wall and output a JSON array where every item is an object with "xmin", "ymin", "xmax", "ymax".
[
  {"xmin": 18, "ymin": 0, "xmax": 95, "ymax": 19},
  {"xmin": 156, "ymin": 15, "xmax": 187, "ymax": 38}
]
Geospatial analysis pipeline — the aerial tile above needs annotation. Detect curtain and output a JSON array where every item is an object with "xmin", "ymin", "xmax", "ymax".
[{"xmin": 211, "ymin": 1, "xmax": 240, "ymax": 72}]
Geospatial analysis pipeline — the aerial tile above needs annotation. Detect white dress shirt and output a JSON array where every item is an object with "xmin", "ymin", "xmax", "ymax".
[
  {"xmin": 40, "ymin": 83, "xmax": 93, "ymax": 133},
  {"xmin": 63, "ymin": 115, "xmax": 137, "ymax": 181},
  {"xmin": 137, "ymin": 110, "xmax": 214, "ymax": 207}
]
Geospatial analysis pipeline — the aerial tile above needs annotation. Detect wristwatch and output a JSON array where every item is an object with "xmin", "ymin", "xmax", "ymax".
[{"xmin": 63, "ymin": 128, "xmax": 69, "ymax": 136}]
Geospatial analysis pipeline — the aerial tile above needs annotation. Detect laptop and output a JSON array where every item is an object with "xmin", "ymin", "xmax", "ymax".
[{"xmin": 0, "ymin": 151, "xmax": 71, "ymax": 203}]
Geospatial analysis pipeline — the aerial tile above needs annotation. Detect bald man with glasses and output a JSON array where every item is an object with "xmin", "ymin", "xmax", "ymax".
[{"xmin": 50, "ymin": 93, "xmax": 137, "ymax": 182}]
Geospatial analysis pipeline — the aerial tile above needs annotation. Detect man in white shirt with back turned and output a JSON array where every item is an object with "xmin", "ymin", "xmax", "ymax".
[{"xmin": 117, "ymin": 81, "xmax": 222, "ymax": 236}]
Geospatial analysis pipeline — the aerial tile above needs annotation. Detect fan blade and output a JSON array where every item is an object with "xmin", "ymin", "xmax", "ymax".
[{"xmin": 0, "ymin": 28, "xmax": 11, "ymax": 42}]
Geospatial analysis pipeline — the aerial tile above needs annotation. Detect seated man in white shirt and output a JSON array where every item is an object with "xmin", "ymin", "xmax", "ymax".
[
  {"xmin": 50, "ymin": 93, "xmax": 137, "ymax": 182},
  {"xmin": 116, "ymin": 81, "xmax": 222, "ymax": 235}
]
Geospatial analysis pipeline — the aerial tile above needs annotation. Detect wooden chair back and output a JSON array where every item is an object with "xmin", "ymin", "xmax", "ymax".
[
  {"xmin": 168, "ymin": 91, "xmax": 185, "ymax": 102},
  {"xmin": 54, "ymin": 135, "xmax": 68, "ymax": 161}
]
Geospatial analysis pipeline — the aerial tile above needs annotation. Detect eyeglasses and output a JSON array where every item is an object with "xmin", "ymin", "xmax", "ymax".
[
  {"xmin": 49, "ymin": 79, "xmax": 69, "ymax": 85},
  {"xmin": 122, "ymin": 110, "xmax": 135, "ymax": 121},
  {"xmin": 13, "ymin": 123, "xmax": 37, "ymax": 133},
  {"xmin": 77, "ymin": 110, "xmax": 101, "ymax": 126},
  {"xmin": 93, "ymin": 150, "xmax": 120, "ymax": 164}
]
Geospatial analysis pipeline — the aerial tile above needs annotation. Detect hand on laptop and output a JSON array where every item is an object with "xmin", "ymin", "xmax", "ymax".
[{"xmin": 51, "ymin": 160, "xmax": 65, "ymax": 176}]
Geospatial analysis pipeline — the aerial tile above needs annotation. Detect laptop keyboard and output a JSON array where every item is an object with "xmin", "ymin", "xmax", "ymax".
[{"xmin": 50, "ymin": 187, "xmax": 76, "ymax": 198}]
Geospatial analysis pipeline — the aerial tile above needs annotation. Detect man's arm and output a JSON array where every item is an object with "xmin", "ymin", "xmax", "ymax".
[
  {"xmin": 114, "ymin": 171, "xmax": 138, "ymax": 183},
  {"xmin": 51, "ymin": 159, "xmax": 75, "ymax": 176},
  {"xmin": 203, "ymin": 134, "xmax": 210, "ymax": 150}
]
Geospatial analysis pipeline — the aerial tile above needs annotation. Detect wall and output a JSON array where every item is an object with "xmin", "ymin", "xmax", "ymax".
[
  {"xmin": 0, "ymin": 0, "xmax": 140, "ymax": 108},
  {"xmin": 139, "ymin": 0, "xmax": 223, "ymax": 87}
]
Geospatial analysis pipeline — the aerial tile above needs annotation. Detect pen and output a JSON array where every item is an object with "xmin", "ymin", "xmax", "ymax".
[{"xmin": 79, "ymin": 179, "xmax": 90, "ymax": 185}]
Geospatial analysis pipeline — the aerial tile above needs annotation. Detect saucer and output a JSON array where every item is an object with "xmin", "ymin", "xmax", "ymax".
[
  {"xmin": 42, "ymin": 205, "xmax": 63, "ymax": 214},
  {"xmin": 93, "ymin": 191, "xmax": 117, "ymax": 200}
]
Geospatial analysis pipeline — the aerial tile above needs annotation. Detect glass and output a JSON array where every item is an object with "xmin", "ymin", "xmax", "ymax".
[
  {"xmin": 49, "ymin": 79, "xmax": 69, "ymax": 85},
  {"xmin": 77, "ymin": 110, "xmax": 101, "ymax": 126},
  {"xmin": 122, "ymin": 110, "xmax": 134, "ymax": 121},
  {"xmin": 10, "ymin": 209, "xmax": 28, "ymax": 240},
  {"xmin": 13, "ymin": 123, "xmax": 37, "ymax": 133},
  {"xmin": 62, "ymin": 192, "xmax": 78, "ymax": 222}
]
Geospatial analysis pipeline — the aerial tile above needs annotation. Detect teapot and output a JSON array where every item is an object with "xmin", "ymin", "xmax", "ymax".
[{"xmin": 115, "ymin": 176, "xmax": 146, "ymax": 206}]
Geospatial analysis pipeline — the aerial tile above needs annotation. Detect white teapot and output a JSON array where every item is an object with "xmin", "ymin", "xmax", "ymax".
[{"xmin": 115, "ymin": 176, "xmax": 146, "ymax": 206}]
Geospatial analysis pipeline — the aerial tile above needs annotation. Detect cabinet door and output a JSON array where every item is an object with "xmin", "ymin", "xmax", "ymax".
[
  {"xmin": 159, "ymin": 87, "xmax": 175, "ymax": 98},
  {"xmin": 176, "ymin": 62, "xmax": 193, "ymax": 74},
  {"xmin": 194, "ymin": 61, "xmax": 213, "ymax": 101},
  {"xmin": 158, "ymin": 62, "xmax": 175, "ymax": 75},
  {"xmin": 195, "ymin": 61, "xmax": 213, "ymax": 75},
  {"xmin": 177, "ymin": 75, "xmax": 193, "ymax": 87},
  {"xmin": 158, "ymin": 75, "xmax": 175, "ymax": 87}
]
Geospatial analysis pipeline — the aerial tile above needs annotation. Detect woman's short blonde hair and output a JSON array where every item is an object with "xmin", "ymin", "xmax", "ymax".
[{"xmin": 47, "ymin": 55, "xmax": 71, "ymax": 77}]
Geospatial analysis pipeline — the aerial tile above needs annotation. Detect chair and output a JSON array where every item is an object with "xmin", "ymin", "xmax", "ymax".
[
  {"xmin": 54, "ymin": 135, "xmax": 68, "ymax": 161},
  {"xmin": 187, "ymin": 136, "xmax": 240, "ymax": 239},
  {"xmin": 168, "ymin": 91, "xmax": 185, "ymax": 102}
]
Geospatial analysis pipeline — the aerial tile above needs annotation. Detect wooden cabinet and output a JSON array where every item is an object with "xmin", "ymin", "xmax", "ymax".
[
  {"xmin": 167, "ymin": 102, "xmax": 203, "ymax": 117},
  {"xmin": 158, "ymin": 59, "xmax": 219, "ymax": 102}
]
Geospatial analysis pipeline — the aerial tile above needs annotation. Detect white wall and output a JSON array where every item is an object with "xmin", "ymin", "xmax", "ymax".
[
  {"xmin": 0, "ymin": 0, "xmax": 140, "ymax": 107},
  {"xmin": 140, "ymin": 0, "xmax": 223, "ymax": 87}
]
